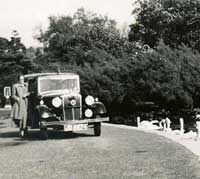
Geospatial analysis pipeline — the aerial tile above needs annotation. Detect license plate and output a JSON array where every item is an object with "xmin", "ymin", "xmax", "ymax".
[
  {"xmin": 64, "ymin": 125, "xmax": 73, "ymax": 131},
  {"xmin": 73, "ymin": 124, "xmax": 88, "ymax": 131}
]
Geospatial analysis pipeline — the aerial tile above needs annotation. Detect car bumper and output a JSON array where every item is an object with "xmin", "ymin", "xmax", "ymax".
[{"xmin": 40, "ymin": 117, "xmax": 109, "ymax": 127}]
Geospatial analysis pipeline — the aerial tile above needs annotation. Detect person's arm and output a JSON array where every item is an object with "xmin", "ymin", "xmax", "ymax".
[
  {"xmin": 23, "ymin": 92, "xmax": 30, "ymax": 98},
  {"xmin": 23, "ymin": 83, "xmax": 30, "ymax": 98}
]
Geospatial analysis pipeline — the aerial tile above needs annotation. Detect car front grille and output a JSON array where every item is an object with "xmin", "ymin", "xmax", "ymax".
[{"xmin": 62, "ymin": 94, "xmax": 81, "ymax": 120}]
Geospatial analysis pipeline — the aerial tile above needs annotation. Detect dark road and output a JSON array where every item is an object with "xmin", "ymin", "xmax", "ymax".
[{"xmin": 0, "ymin": 124, "xmax": 199, "ymax": 179}]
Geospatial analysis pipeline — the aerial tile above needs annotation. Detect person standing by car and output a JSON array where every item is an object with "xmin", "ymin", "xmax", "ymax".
[{"xmin": 11, "ymin": 75, "xmax": 29, "ymax": 136}]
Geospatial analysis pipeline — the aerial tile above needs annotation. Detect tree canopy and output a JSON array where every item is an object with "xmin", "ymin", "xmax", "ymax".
[
  {"xmin": 35, "ymin": 8, "xmax": 141, "ymax": 113},
  {"xmin": 0, "ymin": 31, "xmax": 38, "ymax": 96},
  {"xmin": 129, "ymin": 0, "xmax": 200, "ymax": 50},
  {"xmin": 1, "ymin": 5, "xmax": 200, "ymax": 118},
  {"xmin": 34, "ymin": 7, "xmax": 200, "ymax": 114}
]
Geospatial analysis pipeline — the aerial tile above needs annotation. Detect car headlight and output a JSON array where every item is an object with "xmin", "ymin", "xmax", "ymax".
[
  {"xmin": 85, "ymin": 95, "xmax": 95, "ymax": 106},
  {"xmin": 52, "ymin": 97, "xmax": 62, "ymax": 108},
  {"xmin": 85, "ymin": 109, "xmax": 93, "ymax": 118}
]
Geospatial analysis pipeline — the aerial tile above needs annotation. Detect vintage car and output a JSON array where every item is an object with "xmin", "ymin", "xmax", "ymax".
[{"xmin": 20, "ymin": 73, "xmax": 109, "ymax": 139}]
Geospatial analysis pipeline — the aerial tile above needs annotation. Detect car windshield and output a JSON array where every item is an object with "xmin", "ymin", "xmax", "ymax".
[{"xmin": 39, "ymin": 75, "xmax": 79, "ymax": 94}]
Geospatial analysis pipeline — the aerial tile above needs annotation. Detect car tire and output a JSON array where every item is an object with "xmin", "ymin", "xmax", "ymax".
[
  {"xmin": 94, "ymin": 122, "xmax": 101, "ymax": 136},
  {"xmin": 24, "ymin": 127, "xmax": 28, "ymax": 136},
  {"xmin": 40, "ymin": 128, "xmax": 48, "ymax": 140}
]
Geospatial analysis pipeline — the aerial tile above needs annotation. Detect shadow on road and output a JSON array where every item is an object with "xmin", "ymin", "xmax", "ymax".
[
  {"xmin": 0, "ymin": 129, "xmax": 95, "ymax": 141},
  {"xmin": 0, "ymin": 141, "xmax": 27, "ymax": 148},
  {"xmin": 135, "ymin": 150, "xmax": 148, "ymax": 153},
  {"xmin": 0, "ymin": 131, "xmax": 19, "ymax": 138}
]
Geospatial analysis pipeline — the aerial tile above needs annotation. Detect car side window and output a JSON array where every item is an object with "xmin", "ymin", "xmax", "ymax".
[{"xmin": 28, "ymin": 79, "xmax": 37, "ymax": 94}]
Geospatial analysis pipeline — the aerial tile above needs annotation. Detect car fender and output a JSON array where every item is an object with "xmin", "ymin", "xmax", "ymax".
[
  {"xmin": 93, "ymin": 102, "xmax": 107, "ymax": 114},
  {"xmin": 35, "ymin": 105, "xmax": 53, "ymax": 119}
]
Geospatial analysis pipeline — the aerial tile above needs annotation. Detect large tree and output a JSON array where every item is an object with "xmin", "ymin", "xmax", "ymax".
[
  {"xmin": 126, "ymin": 41, "xmax": 200, "ymax": 110},
  {"xmin": 35, "ymin": 7, "xmax": 200, "ymax": 117},
  {"xmin": 37, "ymin": 8, "xmax": 138, "ymax": 63},
  {"xmin": 0, "ymin": 31, "xmax": 37, "ymax": 99},
  {"xmin": 129, "ymin": 0, "xmax": 200, "ymax": 50},
  {"xmin": 36, "ymin": 8, "xmax": 140, "ymax": 113}
]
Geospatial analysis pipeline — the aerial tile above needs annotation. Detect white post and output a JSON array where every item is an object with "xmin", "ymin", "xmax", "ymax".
[
  {"xmin": 195, "ymin": 121, "xmax": 200, "ymax": 141},
  {"xmin": 180, "ymin": 117, "xmax": 184, "ymax": 135},
  {"xmin": 159, "ymin": 120, "xmax": 163, "ymax": 130},
  {"xmin": 137, "ymin": 116, "xmax": 141, "ymax": 127},
  {"xmin": 165, "ymin": 117, "xmax": 171, "ymax": 132},
  {"xmin": 163, "ymin": 121, "xmax": 167, "ymax": 132}
]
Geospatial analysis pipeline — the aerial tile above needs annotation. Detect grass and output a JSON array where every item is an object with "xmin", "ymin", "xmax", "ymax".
[
  {"xmin": 0, "ymin": 108, "xmax": 12, "ymax": 128},
  {"xmin": 0, "ymin": 108, "xmax": 11, "ymax": 119}
]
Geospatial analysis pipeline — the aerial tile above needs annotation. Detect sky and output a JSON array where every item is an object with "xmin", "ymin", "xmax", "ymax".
[{"xmin": 0, "ymin": 0, "xmax": 135, "ymax": 47}]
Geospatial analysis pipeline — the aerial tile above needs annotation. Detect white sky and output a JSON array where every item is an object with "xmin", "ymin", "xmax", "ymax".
[{"xmin": 0, "ymin": 0, "xmax": 135, "ymax": 47}]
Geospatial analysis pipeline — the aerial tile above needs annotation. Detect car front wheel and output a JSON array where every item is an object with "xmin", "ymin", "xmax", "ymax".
[
  {"xmin": 40, "ymin": 128, "xmax": 48, "ymax": 140},
  {"xmin": 94, "ymin": 122, "xmax": 101, "ymax": 136}
]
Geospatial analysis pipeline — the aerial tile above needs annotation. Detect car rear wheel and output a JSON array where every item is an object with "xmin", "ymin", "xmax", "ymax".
[{"xmin": 94, "ymin": 122, "xmax": 101, "ymax": 136}]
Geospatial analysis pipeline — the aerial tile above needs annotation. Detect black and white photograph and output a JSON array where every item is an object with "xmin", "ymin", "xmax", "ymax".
[{"xmin": 0, "ymin": 0, "xmax": 200, "ymax": 178}]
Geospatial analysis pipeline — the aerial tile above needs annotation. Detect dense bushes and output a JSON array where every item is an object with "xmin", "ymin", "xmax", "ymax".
[{"xmin": 128, "ymin": 42, "xmax": 200, "ymax": 110}]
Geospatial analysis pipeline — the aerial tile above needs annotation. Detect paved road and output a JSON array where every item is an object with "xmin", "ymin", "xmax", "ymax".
[{"xmin": 0, "ymin": 125, "xmax": 200, "ymax": 179}]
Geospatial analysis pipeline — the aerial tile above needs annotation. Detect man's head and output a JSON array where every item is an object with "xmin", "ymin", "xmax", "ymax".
[{"xmin": 19, "ymin": 75, "xmax": 24, "ymax": 84}]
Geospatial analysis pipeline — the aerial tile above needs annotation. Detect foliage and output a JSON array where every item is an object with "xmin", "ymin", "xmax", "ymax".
[
  {"xmin": 35, "ymin": 8, "xmax": 141, "ymax": 113},
  {"xmin": 37, "ymin": 8, "xmax": 138, "ymax": 61},
  {"xmin": 129, "ymin": 0, "xmax": 200, "ymax": 50},
  {"xmin": 127, "ymin": 41, "xmax": 200, "ymax": 110},
  {"xmin": 33, "ymin": 8, "xmax": 200, "ymax": 116},
  {"xmin": 0, "ymin": 7, "xmax": 198, "ymax": 118},
  {"xmin": 0, "ymin": 31, "xmax": 38, "ymax": 96}
]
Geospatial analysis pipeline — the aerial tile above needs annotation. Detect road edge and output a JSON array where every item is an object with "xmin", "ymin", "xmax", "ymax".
[{"xmin": 103, "ymin": 123, "xmax": 200, "ymax": 158}]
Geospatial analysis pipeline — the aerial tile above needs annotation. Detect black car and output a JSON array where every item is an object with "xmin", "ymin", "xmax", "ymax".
[{"xmin": 20, "ymin": 73, "xmax": 109, "ymax": 139}]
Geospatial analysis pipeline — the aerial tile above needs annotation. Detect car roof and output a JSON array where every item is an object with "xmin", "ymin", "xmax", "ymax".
[{"xmin": 23, "ymin": 73, "xmax": 79, "ymax": 80}]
